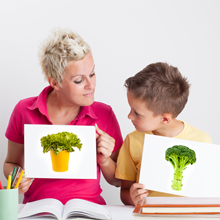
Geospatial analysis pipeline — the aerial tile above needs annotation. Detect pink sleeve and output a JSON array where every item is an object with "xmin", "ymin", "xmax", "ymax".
[
  {"xmin": 105, "ymin": 108, "xmax": 123, "ymax": 152},
  {"xmin": 5, "ymin": 101, "xmax": 24, "ymax": 144}
]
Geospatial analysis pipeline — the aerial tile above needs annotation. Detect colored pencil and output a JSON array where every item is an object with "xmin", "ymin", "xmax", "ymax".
[
  {"xmin": 11, "ymin": 167, "xmax": 21, "ymax": 188},
  {"xmin": 14, "ymin": 170, "xmax": 24, "ymax": 189},
  {"xmin": 0, "ymin": 180, "xmax": 3, "ymax": 190},
  {"xmin": 7, "ymin": 175, "xmax": 12, "ymax": 189},
  {"xmin": 11, "ymin": 167, "xmax": 17, "ymax": 184}
]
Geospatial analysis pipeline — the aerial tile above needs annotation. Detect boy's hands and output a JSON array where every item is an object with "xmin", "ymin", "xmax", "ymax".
[
  {"xmin": 130, "ymin": 183, "xmax": 149, "ymax": 206},
  {"xmin": 95, "ymin": 124, "xmax": 115, "ymax": 165}
]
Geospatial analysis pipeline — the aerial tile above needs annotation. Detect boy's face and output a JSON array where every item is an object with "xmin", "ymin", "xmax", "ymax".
[{"xmin": 127, "ymin": 91, "xmax": 162, "ymax": 133}]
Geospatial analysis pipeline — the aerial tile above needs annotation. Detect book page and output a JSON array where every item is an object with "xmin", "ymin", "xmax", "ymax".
[
  {"xmin": 18, "ymin": 198, "xmax": 63, "ymax": 219},
  {"xmin": 63, "ymin": 199, "xmax": 111, "ymax": 220},
  {"xmin": 142, "ymin": 207, "xmax": 220, "ymax": 213},
  {"xmin": 142, "ymin": 197, "xmax": 220, "ymax": 205}
]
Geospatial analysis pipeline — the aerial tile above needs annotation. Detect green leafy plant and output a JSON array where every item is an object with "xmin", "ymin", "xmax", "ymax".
[
  {"xmin": 40, "ymin": 131, "xmax": 82, "ymax": 155},
  {"xmin": 165, "ymin": 145, "xmax": 196, "ymax": 191}
]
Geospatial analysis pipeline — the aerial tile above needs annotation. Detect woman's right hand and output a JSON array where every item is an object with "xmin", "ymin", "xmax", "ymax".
[
  {"xmin": 130, "ymin": 183, "xmax": 149, "ymax": 206},
  {"xmin": 4, "ymin": 140, "xmax": 33, "ymax": 194},
  {"xmin": 13, "ymin": 172, "xmax": 33, "ymax": 194},
  {"xmin": 17, "ymin": 174, "xmax": 33, "ymax": 194}
]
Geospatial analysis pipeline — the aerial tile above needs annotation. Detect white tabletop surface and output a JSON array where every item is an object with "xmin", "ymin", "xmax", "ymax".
[{"xmin": 18, "ymin": 204, "xmax": 219, "ymax": 220}]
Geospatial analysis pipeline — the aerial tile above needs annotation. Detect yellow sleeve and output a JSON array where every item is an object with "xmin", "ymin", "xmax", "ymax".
[
  {"xmin": 115, "ymin": 135, "xmax": 137, "ymax": 181},
  {"xmin": 200, "ymin": 133, "xmax": 212, "ymax": 144}
]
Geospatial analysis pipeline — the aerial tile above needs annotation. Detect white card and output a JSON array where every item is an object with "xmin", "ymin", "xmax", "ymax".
[
  {"xmin": 139, "ymin": 134, "xmax": 220, "ymax": 197},
  {"xmin": 24, "ymin": 124, "xmax": 97, "ymax": 179}
]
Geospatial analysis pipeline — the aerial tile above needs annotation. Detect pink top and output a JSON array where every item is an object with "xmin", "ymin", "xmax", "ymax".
[{"xmin": 5, "ymin": 86, "xmax": 123, "ymax": 205}]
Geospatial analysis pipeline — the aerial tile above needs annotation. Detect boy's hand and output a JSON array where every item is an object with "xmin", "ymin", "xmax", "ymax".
[
  {"xmin": 95, "ymin": 123, "xmax": 115, "ymax": 165},
  {"xmin": 130, "ymin": 183, "xmax": 149, "ymax": 206}
]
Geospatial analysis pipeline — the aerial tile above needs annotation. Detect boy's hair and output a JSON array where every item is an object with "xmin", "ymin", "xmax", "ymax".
[
  {"xmin": 124, "ymin": 62, "xmax": 190, "ymax": 118},
  {"xmin": 38, "ymin": 27, "xmax": 91, "ymax": 84}
]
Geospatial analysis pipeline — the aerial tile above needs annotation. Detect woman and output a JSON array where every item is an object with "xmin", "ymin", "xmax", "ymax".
[{"xmin": 4, "ymin": 28, "xmax": 123, "ymax": 205}]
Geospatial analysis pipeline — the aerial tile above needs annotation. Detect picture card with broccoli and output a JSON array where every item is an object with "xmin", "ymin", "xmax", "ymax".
[
  {"xmin": 24, "ymin": 124, "xmax": 97, "ymax": 179},
  {"xmin": 139, "ymin": 134, "xmax": 220, "ymax": 197}
]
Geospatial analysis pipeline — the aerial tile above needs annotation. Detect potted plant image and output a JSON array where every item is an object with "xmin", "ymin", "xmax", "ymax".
[{"xmin": 40, "ymin": 131, "xmax": 82, "ymax": 172}]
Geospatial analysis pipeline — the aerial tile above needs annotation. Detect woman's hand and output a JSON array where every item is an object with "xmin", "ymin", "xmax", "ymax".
[
  {"xmin": 95, "ymin": 123, "xmax": 115, "ymax": 166},
  {"xmin": 11, "ymin": 171, "xmax": 33, "ymax": 194},
  {"xmin": 130, "ymin": 183, "xmax": 149, "ymax": 206},
  {"xmin": 17, "ymin": 175, "xmax": 33, "ymax": 194}
]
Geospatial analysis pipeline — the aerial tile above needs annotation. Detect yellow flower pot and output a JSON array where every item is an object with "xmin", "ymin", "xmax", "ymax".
[{"xmin": 50, "ymin": 150, "xmax": 70, "ymax": 172}]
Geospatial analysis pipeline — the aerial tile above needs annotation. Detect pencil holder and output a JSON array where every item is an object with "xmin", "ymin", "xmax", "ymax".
[
  {"xmin": 50, "ymin": 150, "xmax": 70, "ymax": 172},
  {"xmin": 0, "ymin": 187, "xmax": 18, "ymax": 220}
]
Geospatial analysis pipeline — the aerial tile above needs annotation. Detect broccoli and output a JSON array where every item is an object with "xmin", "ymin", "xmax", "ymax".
[{"xmin": 165, "ymin": 145, "xmax": 196, "ymax": 191}]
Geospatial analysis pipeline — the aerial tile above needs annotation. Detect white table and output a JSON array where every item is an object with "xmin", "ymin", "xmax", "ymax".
[{"xmin": 18, "ymin": 204, "xmax": 219, "ymax": 220}]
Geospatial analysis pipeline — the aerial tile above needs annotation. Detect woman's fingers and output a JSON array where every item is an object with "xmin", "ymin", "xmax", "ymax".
[
  {"xmin": 96, "ymin": 134, "xmax": 114, "ymax": 145},
  {"xmin": 95, "ymin": 124, "xmax": 115, "ymax": 143},
  {"xmin": 95, "ymin": 124, "xmax": 104, "ymax": 136},
  {"xmin": 13, "ymin": 172, "xmax": 33, "ymax": 194},
  {"xmin": 97, "ymin": 146, "xmax": 111, "ymax": 157},
  {"xmin": 18, "ymin": 177, "xmax": 33, "ymax": 194},
  {"xmin": 95, "ymin": 124, "xmax": 116, "ymax": 164},
  {"xmin": 95, "ymin": 124, "xmax": 115, "ymax": 152}
]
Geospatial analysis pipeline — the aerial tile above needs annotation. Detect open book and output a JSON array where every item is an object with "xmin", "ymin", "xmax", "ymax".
[
  {"xmin": 18, "ymin": 198, "xmax": 111, "ymax": 220},
  {"xmin": 133, "ymin": 197, "xmax": 220, "ymax": 217}
]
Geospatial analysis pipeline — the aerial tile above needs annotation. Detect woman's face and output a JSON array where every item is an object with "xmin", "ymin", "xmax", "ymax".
[{"xmin": 58, "ymin": 53, "xmax": 96, "ymax": 107}]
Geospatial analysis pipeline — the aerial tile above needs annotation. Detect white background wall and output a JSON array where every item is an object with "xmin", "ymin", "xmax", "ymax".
[{"xmin": 0, "ymin": 0, "xmax": 220, "ymax": 205}]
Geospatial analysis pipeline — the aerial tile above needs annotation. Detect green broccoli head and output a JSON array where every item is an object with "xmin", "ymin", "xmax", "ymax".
[{"xmin": 165, "ymin": 145, "xmax": 196, "ymax": 191}]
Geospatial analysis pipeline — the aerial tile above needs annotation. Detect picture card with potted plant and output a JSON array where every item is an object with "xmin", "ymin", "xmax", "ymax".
[{"xmin": 24, "ymin": 124, "xmax": 97, "ymax": 179}]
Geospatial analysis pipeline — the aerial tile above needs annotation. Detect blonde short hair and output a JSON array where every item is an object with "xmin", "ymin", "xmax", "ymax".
[{"xmin": 39, "ymin": 28, "xmax": 91, "ymax": 83}]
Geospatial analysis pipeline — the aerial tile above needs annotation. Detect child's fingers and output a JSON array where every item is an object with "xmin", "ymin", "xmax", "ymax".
[
  {"xmin": 130, "ymin": 183, "xmax": 148, "ymax": 204},
  {"xmin": 130, "ymin": 183, "xmax": 148, "ymax": 205},
  {"xmin": 130, "ymin": 183, "xmax": 145, "ymax": 193},
  {"xmin": 133, "ymin": 191, "xmax": 149, "ymax": 206},
  {"xmin": 133, "ymin": 188, "xmax": 148, "ymax": 198}
]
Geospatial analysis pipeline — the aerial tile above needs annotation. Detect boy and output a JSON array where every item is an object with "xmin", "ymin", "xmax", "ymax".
[{"xmin": 115, "ymin": 62, "xmax": 212, "ymax": 206}]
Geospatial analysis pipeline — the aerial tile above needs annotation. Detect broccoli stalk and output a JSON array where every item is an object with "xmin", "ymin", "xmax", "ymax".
[{"xmin": 165, "ymin": 145, "xmax": 196, "ymax": 191}]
